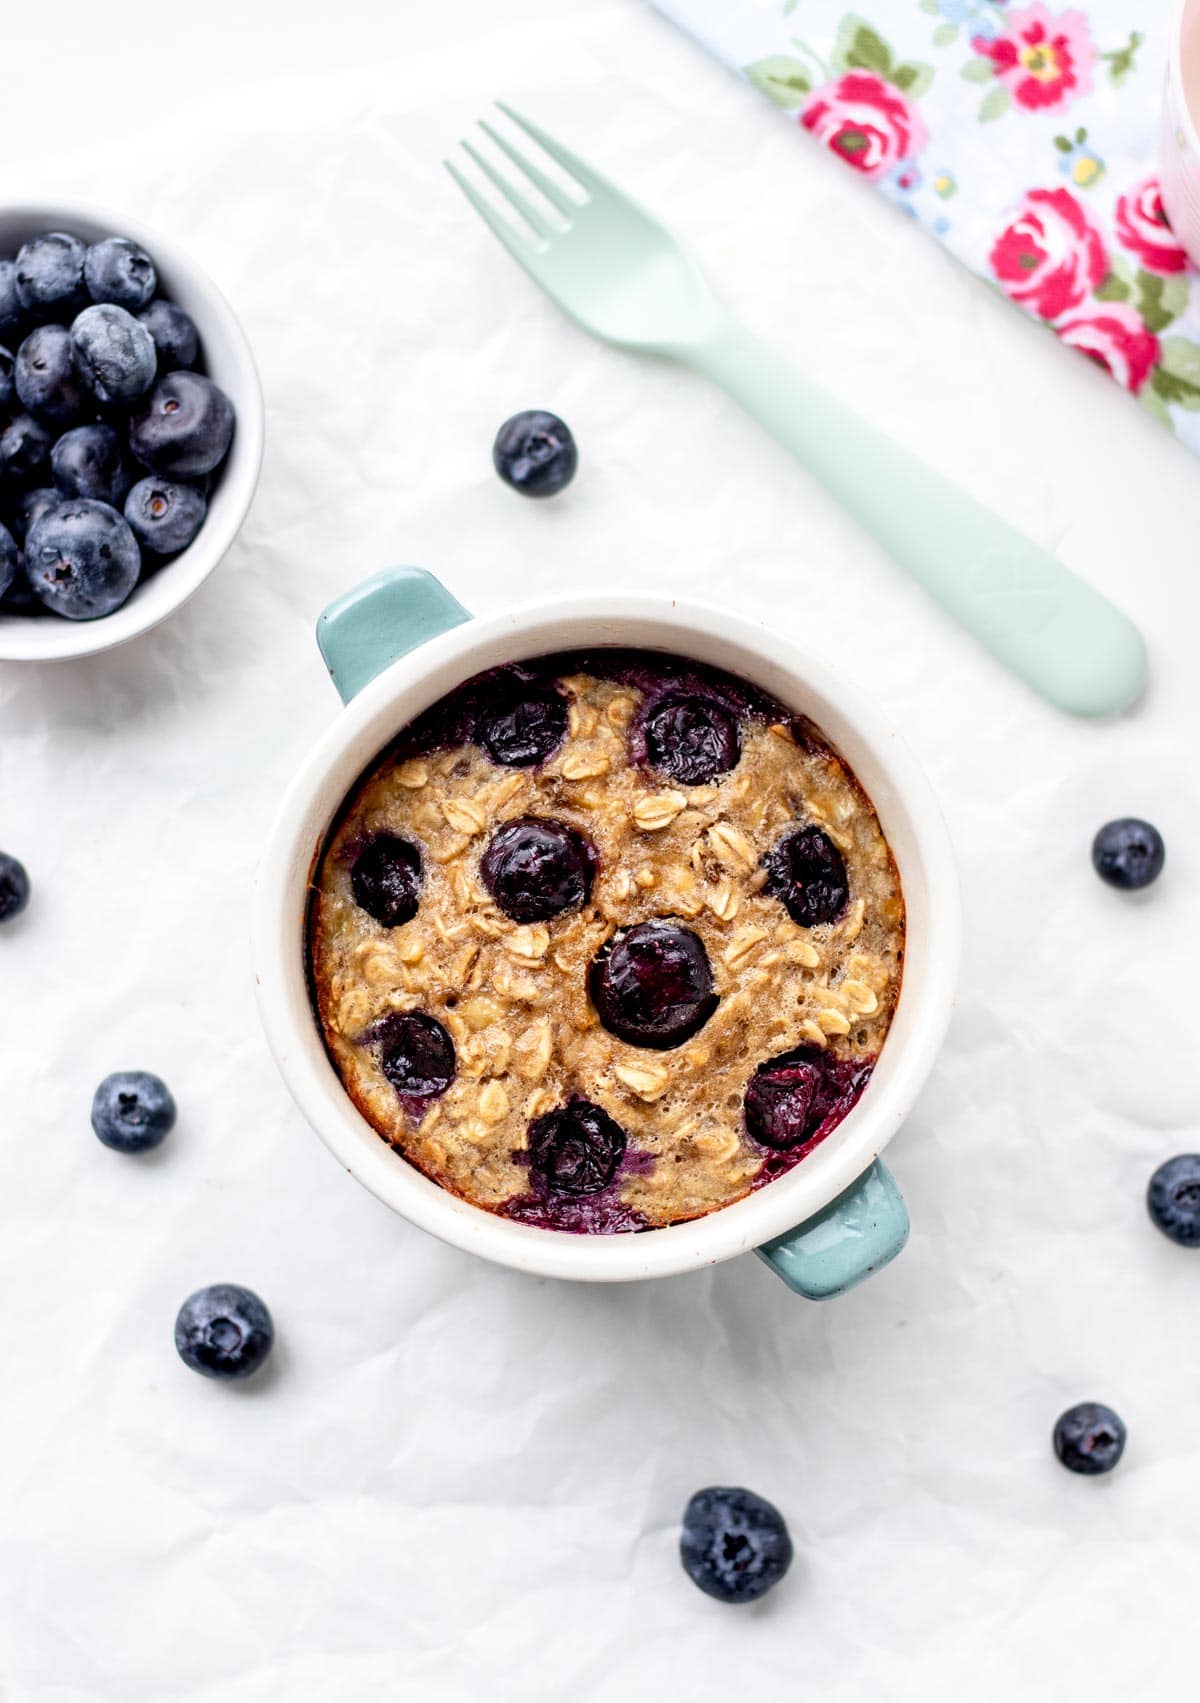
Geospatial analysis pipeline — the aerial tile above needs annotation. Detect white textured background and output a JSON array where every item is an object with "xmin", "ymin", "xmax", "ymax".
[{"xmin": 2, "ymin": 2, "xmax": 1198, "ymax": 1698}]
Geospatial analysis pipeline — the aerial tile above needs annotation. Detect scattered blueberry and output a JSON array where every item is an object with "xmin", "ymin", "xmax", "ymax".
[
  {"xmin": 1053, "ymin": 1403, "xmax": 1126, "ymax": 1476},
  {"xmin": 137, "ymin": 300, "xmax": 199, "ymax": 373},
  {"xmin": 14, "ymin": 323, "xmax": 88, "ymax": 426},
  {"xmin": 350, "ymin": 832, "xmax": 423, "ymax": 928},
  {"xmin": 1092, "ymin": 818, "xmax": 1164, "ymax": 891},
  {"xmin": 71, "ymin": 303, "xmax": 157, "ymax": 407},
  {"xmin": 26, "ymin": 499, "xmax": 140, "ymax": 620},
  {"xmin": 123, "ymin": 476, "xmax": 206, "ymax": 555},
  {"xmin": 0, "ymin": 411, "xmax": 52, "ymax": 482},
  {"xmin": 680, "ymin": 1487, "xmax": 793, "ymax": 1604},
  {"xmin": 590, "ymin": 918, "xmax": 717, "ymax": 1049},
  {"xmin": 478, "ymin": 684, "xmax": 568, "ymax": 768},
  {"xmin": 763, "ymin": 824, "xmax": 849, "ymax": 927},
  {"xmin": 644, "ymin": 693, "xmax": 741, "ymax": 786},
  {"xmin": 493, "ymin": 409, "xmax": 577, "ymax": 497},
  {"xmin": 90, "ymin": 1070, "xmax": 176, "ymax": 1153},
  {"xmin": 84, "ymin": 237, "xmax": 156, "ymax": 312},
  {"xmin": 0, "ymin": 260, "xmax": 23, "ymax": 338},
  {"xmin": 480, "ymin": 815, "xmax": 596, "ymax": 923},
  {"xmin": 52, "ymin": 424, "xmax": 133, "ymax": 506},
  {"xmin": 0, "ymin": 344, "xmax": 12, "ymax": 410},
  {"xmin": 528, "ymin": 1098, "xmax": 627, "ymax": 1196},
  {"xmin": 745, "ymin": 1045, "xmax": 873, "ymax": 1151},
  {"xmin": 129, "ymin": 370, "xmax": 234, "ymax": 477},
  {"xmin": 14, "ymin": 232, "xmax": 88, "ymax": 322},
  {"xmin": 174, "ymin": 1283, "xmax": 274, "ymax": 1381},
  {"xmin": 1147, "ymin": 1153, "xmax": 1200, "ymax": 1247},
  {"xmin": 0, "ymin": 521, "xmax": 17, "ymax": 598},
  {"xmin": 0, "ymin": 850, "xmax": 29, "ymax": 921},
  {"xmin": 374, "ymin": 1011, "xmax": 456, "ymax": 1104}
]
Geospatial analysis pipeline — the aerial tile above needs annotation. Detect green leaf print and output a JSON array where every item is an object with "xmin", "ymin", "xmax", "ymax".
[
  {"xmin": 832, "ymin": 16, "xmax": 893, "ymax": 79},
  {"xmin": 1152, "ymin": 338, "xmax": 1200, "ymax": 409},
  {"xmin": 962, "ymin": 57, "xmax": 995, "ymax": 84},
  {"xmin": 1140, "ymin": 385, "xmax": 1173, "ymax": 429},
  {"xmin": 1100, "ymin": 31, "xmax": 1143, "ymax": 89},
  {"xmin": 1137, "ymin": 271, "xmax": 1189, "ymax": 335},
  {"xmin": 1094, "ymin": 272, "xmax": 1131, "ymax": 303},
  {"xmin": 745, "ymin": 55, "xmax": 812, "ymax": 106},
  {"xmin": 932, "ymin": 22, "xmax": 958, "ymax": 47},
  {"xmin": 978, "ymin": 84, "xmax": 1010, "ymax": 122},
  {"xmin": 892, "ymin": 61, "xmax": 934, "ymax": 98}
]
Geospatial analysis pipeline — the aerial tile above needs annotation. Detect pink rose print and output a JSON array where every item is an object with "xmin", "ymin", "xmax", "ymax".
[
  {"xmin": 972, "ymin": 4, "xmax": 1095, "ymax": 114},
  {"xmin": 989, "ymin": 187, "xmax": 1107, "ymax": 319},
  {"xmin": 800, "ymin": 71, "xmax": 928, "ymax": 181},
  {"xmin": 1055, "ymin": 301, "xmax": 1159, "ymax": 394},
  {"xmin": 1114, "ymin": 177, "xmax": 1190, "ymax": 277}
]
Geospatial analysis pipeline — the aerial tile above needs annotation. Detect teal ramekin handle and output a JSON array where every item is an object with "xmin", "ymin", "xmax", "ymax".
[
  {"xmin": 317, "ymin": 567, "xmax": 472, "ymax": 703},
  {"xmin": 755, "ymin": 1161, "xmax": 909, "ymax": 1299}
]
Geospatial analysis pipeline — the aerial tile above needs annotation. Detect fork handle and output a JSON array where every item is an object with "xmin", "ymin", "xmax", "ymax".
[{"xmin": 687, "ymin": 320, "xmax": 1146, "ymax": 716}]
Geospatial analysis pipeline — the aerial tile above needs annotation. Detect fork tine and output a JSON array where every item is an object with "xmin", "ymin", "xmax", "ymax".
[
  {"xmin": 460, "ymin": 140, "xmax": 552, "ymax": 241},
  {"xmin": 478, "ymin": 120, "xmax": 578, "ymax": 220},
  {"xmin": 494, "ymin": 101, "xmax": 601, "ymax": 197},
  {"xmin": 444, "ymin": 159, "xmax": 536, "ymax": 259}
]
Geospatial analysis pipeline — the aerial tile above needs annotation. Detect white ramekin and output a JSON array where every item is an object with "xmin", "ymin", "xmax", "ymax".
[
  {"xmin": 0, "ymin": 203, "xmax": 263, "ymax": 662},
  {"xmin": 1162, "ymin": 1, "xmax": 1200, "ymax": 265},
  {"xmin": 253, "ymin": 573, "xmax": 961, "ymax": 1292}
]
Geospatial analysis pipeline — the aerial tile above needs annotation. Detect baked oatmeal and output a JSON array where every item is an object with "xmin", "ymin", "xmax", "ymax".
[{"xmin": 307, "ymin": 651, "xmax": 905, "ymax": 1233}]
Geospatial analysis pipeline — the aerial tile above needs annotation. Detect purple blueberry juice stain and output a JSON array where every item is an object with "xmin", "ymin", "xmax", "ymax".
[
  {"xmin": 744, "ymin": 1046, "xmax": 875, "ymax": 1188},
  {"xmin": 502, "ymin": 1109, "xmax": 655, "ymax": 1234}
]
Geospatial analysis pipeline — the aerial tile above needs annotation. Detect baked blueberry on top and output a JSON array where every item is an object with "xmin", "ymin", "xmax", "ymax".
[{"xmin": 308, "ymin": 651, "xmax": 904, "ymax": 1233}]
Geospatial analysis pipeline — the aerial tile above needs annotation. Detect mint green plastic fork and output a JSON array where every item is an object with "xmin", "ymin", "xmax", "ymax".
[{"xmin": 446, "ymin": 105, "xmax": 1146, "ymax": 717}]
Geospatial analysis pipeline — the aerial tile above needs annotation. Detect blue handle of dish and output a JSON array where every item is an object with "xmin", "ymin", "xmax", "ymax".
[
  {"xmin": 317, "ymin": 566, "xmax": 472, "ymax": 703},
  {"xmin": 755, "ymin": 1162, "xmax": 909, "ymax": 1299},
  {"xmin": 317, "ymin": 569, "xmax": 908, "ymax": 1300}
]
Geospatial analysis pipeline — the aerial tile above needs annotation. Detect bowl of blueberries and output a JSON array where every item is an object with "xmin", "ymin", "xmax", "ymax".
[{"xmin": 0, "ymin": 204, "xmax": 263, "ymax": 660}]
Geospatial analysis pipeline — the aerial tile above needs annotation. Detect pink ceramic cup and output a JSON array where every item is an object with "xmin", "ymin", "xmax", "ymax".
[{"xmin": 1162, "ymin": 0, "xmax": 1200, "ymax": 263}]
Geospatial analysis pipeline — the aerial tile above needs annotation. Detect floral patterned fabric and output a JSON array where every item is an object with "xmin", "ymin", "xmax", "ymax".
[{"xmin": 651, "ymin": 0, "xmax": 1200, "ymax": 446}]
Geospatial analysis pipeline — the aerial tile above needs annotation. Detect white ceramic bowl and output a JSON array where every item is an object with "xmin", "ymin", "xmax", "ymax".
[
  {"xmin": 0, "ymin": 203, "xmax": 263, "ymax": 661},
  {"xmin": 254, "ymin": 577, "xmax": 961, "ymax": 1288},
  {"xmin": 1162, "ymin": 0, "xmax": 1200, "ymax": 265}
]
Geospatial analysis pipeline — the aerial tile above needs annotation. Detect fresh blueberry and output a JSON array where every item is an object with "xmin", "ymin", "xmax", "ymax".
[
  {"xmin": 0, "ymin": 345, "xmax": 12, "ymax": 411},
  {"xmin": 0, "ymin": 261, "xmax": 24, "ymax": 339},
  {"xmin": 26, "ymin": 499, "xmax": 140, "ymax": 620},
  {"xmin": 1092, "ymin": 818, "xmax": 1164, "ymax": 891},
  {"xmin": 373, "ymin": 1011, "xmax": 456, "ymax": 1104},
  {"xmin": 14, "ymin": 324, "xmax": 89, "ymax": 426},
  {"xmin": 52, "ymin": 424, "xmax": 133, "ymax": 506},
  {"xmin": 14, "ymin": 232, "xmax": 88, "ymax": 322},
  {"xmin": 1053, "ymin": 1403, "xmax": 1126, "ymax": 1476},
  {"xmin": 763, "ymin": 824, "xmax": 849, "ymax": 927},
  {"xmin": 90, "ymin": 1070, "xmax": 176, "ymax": 1153},
  {"xmin": 84, "ymin": 237, "xmax": 157, "ymax": 312},
  {"xmin": 745, "ymin": 1045, "xmax": 873, "ymax": 1151},
  {"xmin": 0, "ymin": 558, "xmax": 41, "ymax": 614},
  {"xmin": 1147, "ymin": 1153, "xmax": 1200, "ymax": 1247},
  {"xmin": 0, "ymin": 412, "xmax": 53, "ymax": 483},
  {"xmin": 0, "ymin": 851, "xmax": 29, "ymax": 921},
  {"xmin": 528, "ymin": 1098, "xmax": 627, "ymax": 1196},
  {"xmin": 350, "ymin": 832, "xmax": 423, "ymax": 927},
  {"xmin": 478, "ymin": 684, "xmax": 568, "ymax": 767},
  {"xmin": 644, "ymin": 693, "xmax": 741, "ymax": 786},
  {"xmin": 480, "ymin": 815, "xmax": 596, "ymax": 923},
  {"xmin": 137, "ymin": 300, "xmax": 199, "ymax": 373},
  {"xmin": 70, "ymin": 304, "xmax": 157, "ymax": 407},
  {"xmin": 493, "ymin": 409, "xmax": 577, "ymax": 497},
  {"xmin": 174, "ymin": 1283, "xmax": 274, "ymax": 1381},
  {"xmin": 129, "ymin": 371, "xmax": 234, "ymax": 477},
  {"xmin": 590, "ymin": 918, "xmax": 717, "ymax": 1050},
  {"xmin": 680, "ymin": 1487, "xmax": 793, "ymax": 1604},
  {"xmin": 10, "ymin": 486, "xmax": 58, "ymax": 541},
  {"xmin": 123, "ymin": 476, "xmax": 206, "ymax": 555},
  {"xmin": 0, "ymin": 521, "xmax": 17, "ymax": 599}
]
